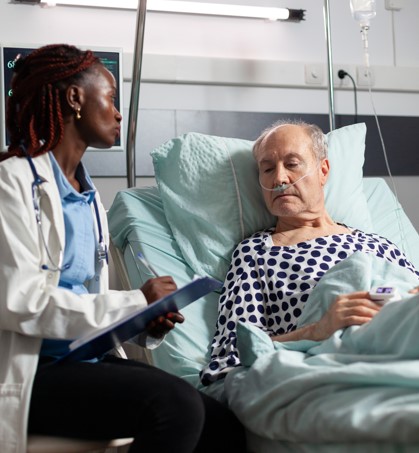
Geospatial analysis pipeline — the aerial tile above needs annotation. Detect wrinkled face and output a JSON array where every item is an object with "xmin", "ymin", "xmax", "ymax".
[
  {"xmin": 76, "ymin": 65, "xmax": 122, "ymax": 149},
  {"xmin": 256, "ymin": 124, "xmax": 329, "ymax": 219}
]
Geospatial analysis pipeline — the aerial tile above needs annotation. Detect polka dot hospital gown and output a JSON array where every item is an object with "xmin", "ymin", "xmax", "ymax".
[{"xmin": 200, "ymin": 227, "xmax": 419, "ymax": 386}]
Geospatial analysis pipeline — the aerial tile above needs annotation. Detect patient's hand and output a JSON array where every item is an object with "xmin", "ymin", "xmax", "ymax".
[
  {"xmin": 313, "ymin": 291, "xmax": 382, "ymax": 341},
  {"xmin": 270, "ymin": 291, "xmax": 382, "ymax": 343},
  {"xmin": 141, "ymin": 276, "xmax": 185, "ymax": 338},
  {"xmin": 409, "ymin": 285, "xmax": 419, "ymax": 294}
]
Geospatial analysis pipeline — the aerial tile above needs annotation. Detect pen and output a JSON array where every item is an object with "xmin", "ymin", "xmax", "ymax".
[{"xmin": 137, "ymin": 252, "xmax": 160, "ymax": 277}]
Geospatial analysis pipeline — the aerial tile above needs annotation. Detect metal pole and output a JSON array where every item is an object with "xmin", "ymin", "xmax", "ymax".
[
  {"xmin": 323, "ymin": 0, "xmax": 336, "ymax": 131},
  {"xmin": 126, "ymin": 0, "xmax": 148, "ymax": 187}
]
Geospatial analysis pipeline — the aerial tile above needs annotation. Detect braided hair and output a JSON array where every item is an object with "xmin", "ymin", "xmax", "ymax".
[{"xmin": 2, "ymin": 43, "xmax": 100, "ymax": 162}]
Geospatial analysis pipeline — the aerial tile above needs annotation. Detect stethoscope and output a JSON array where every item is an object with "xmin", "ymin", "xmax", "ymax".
[{"xmin": 26, "ymin": 151, "xmax": 108, "ymax": 272}]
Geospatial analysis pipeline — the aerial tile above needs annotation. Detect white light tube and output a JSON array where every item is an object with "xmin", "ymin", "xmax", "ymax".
[
  {"xmin": 149, "ymin": 1, "xmax": 290, "ymax": 20},
  {"xmin": 40, "ymin": 0, "xmax": 291, "ymax": 21}
]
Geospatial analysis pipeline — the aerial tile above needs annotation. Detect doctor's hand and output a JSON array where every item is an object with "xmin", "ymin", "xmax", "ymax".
[
  {"xmin": 312, "ymin": 291, "xmax": 382, "ymax": 341},
  {"xmin": 141, "ymin": 275, "xmax": 178, "ymax": 303},
  {"xmin": 141, "ymin": 276, "xmax": 185, "ymax": 339},
  {"xmin": 146, "ymin": 312, "xmax": 185, "ymax": 339}
]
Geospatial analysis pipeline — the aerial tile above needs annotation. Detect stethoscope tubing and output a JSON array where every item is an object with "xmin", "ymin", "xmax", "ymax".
[{"xmin": 25, "ymin": 151, "xmax": 107, "ymax": 272}]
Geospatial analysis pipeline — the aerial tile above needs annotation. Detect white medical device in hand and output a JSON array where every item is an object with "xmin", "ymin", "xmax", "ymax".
[{"xmin": 369, "ymin": 286, "xmax": 401, "ymax": 304}]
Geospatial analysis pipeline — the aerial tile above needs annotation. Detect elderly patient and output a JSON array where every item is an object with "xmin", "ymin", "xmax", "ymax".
[{"xmin": 200, "ymin": 119, "xmax": 419, "ymax": 386}]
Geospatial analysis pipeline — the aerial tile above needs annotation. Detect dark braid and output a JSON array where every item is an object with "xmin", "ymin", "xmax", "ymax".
[{"xmin": 2, "ymin": 44, "xmax": 100, "ymax": 162}]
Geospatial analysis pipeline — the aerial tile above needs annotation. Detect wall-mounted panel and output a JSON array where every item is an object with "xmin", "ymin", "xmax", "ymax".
[{"xmin": 83, "ymin": 109, "xmax": 419, "ymax": 178}]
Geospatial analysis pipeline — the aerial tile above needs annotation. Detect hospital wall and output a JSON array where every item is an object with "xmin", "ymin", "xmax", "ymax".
[{"xmin": 1, "ymin": 0, "xmax": 418, "ymax": 231}]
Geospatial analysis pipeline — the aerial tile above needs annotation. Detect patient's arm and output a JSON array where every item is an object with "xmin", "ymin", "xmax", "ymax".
[{"xmin": 270, "ymin": 291, "xmax": 382, "ymax": 342}]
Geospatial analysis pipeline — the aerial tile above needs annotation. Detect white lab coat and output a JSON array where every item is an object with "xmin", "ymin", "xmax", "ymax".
[{"xmin": 0, "ymin": 153, "xmax": 148, "ymax": 453}]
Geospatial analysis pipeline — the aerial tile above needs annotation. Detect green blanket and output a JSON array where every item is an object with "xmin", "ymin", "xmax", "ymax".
[{"xmin": 224, "ymin": 252, "xmax": 419, "ymax": 443}]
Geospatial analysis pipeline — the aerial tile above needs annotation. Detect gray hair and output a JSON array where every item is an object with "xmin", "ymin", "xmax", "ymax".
[{"xmin": 252, "ymin": 119, "xmax": 328, "ymax": 162}]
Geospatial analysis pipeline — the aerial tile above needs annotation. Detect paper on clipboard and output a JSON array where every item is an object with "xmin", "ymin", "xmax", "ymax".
[{"xmin": 57, "ymin": 276, "xmax": 222, "ymax": 363}]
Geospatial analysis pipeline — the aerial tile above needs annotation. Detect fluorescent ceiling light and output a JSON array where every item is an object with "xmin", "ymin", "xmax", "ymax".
[
  {"xmin": 150, "ymin": 1, "xmax": 291, "ymax": 21},
  {"xmin": 33, "ymin": 0, "xmax": 305, "ymax": 22}
]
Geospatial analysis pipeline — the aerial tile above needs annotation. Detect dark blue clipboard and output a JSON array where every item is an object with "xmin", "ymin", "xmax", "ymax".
[{"xmin": 57, "ymin": 276, "xmax": 222, "ymax": 363}]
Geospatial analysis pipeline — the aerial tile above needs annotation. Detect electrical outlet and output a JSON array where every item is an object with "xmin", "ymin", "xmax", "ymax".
[
  {"xmin": 385, "ymin": 0, "xmax": 403, "ymax": 11},
  {"xmin": 304, "ymin": 64, "xmax": 324, "ymax": 85},
  {"xmin": 334, "ymin": 66, "xmax": 353, "ymax": 87},
  {"xmin": 356, "ymin": 66, "xmax": 374, "ymax": 87}
]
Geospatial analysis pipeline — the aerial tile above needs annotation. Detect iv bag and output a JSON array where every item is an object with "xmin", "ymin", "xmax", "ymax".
[{"xmin": 349, "ymin": 0, "xmax": 376, "ymax": 26}]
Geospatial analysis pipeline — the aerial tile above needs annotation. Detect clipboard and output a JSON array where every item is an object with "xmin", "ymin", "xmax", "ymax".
[{"xmin": 57, "ymin": 276, "xmax": 222, "ymax": 363}]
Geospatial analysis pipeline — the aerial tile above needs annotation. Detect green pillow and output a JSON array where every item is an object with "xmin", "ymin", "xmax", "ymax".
[{"xmin": 151, "ymin": 123, "xmax": 372, "ymax": 283}]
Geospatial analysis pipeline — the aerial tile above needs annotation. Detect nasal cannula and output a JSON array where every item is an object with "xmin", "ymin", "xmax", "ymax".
[{"xmin": 259, "ymin": 169, "xmax": 314, "ymax": 193}]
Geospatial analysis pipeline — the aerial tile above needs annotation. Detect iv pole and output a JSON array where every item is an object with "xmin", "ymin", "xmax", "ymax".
[
  {"xmin": 126, "ymin": 0, "xmax": 148, "ymax": 188},
  {"xmin": 323, "ymin": 0, "xmax": 336, "ymax": 131}
]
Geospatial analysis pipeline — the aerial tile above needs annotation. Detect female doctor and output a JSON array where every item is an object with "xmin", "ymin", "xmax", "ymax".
[{"xmin": 0, "ymin": 44, "xmax": 246, "ymax": 453}]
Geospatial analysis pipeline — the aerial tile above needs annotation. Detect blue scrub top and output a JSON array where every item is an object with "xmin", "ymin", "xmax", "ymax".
[{"xmin": 40, "ymin": 152, "xmax": 97, "ymax": 358}]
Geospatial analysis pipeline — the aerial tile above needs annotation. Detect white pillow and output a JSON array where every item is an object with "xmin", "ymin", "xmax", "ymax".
[
  {"xmin": 324, "ymin": 122, "xmax": 370, "ymax": 229},
  {"xmin": 151, "ymin": 123, "xmax": 372, "ymax": 283}
]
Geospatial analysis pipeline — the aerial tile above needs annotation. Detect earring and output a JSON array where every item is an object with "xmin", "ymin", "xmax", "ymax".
[{"xmin": 76, "ymin": 107, "xmax": 81, "ymax": 120}]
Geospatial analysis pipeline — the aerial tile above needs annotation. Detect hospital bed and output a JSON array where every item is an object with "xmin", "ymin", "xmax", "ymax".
[{"xmin": 107, "ymin": 122, "xmax": 419, "ymax": 453}]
